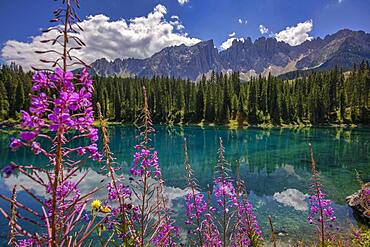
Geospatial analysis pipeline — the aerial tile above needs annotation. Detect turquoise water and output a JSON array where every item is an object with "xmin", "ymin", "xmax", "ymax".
[{"xmin": 0, "ymin": 126, "xmax": 369, "ymax": 243}]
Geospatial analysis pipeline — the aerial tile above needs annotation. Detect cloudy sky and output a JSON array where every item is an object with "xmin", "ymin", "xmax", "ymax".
[{"xmin": 0, "ymin": 0, "xmax": 369, "ymax": 69}]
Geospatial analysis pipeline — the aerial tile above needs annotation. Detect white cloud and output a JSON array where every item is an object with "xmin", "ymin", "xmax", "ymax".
[
  {"xmin": 238, "ymin": 18, "xmax": 247, "ymax": 25},
  {"xmin": 275, "ymin": 19, "xmax": 313, "ymax": 46},
  {"xmin": 338, "ymin": 0, "xmax": 343, "ymax": 3},
  {"xmin": 1, "ymin": 4, "xmax": 200, "ymax": 70},
  {"xmin": 178, "ymin": 0, "xmax": 189, "ymax": 5},
  {"xmin": 170, "ymin": 15, "xmax": 185, "ymax": 30},
  {"xmin": 228, "ymin": 32, "xmax": 236, "ymax": 37},
  {"xmin": 259, "ymin": 24, "xmax": 269, "ymax": 34},
  {"xmin": 273, "ymin": 188, "xmax": 308, "ymax": 211},
  {"xmin": 220, "ymin": 37, "xmax": 244, "ymax": 50}
]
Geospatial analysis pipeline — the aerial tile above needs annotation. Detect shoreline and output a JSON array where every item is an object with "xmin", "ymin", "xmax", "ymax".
[{"xmin": 1, "ymin": 119, "xmax": 369, "ymax": 132}]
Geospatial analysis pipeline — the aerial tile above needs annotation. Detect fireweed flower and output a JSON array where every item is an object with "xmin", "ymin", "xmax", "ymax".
[
  {"xmin": 130, "ymin": 146, "xmax": 161, "ymax": 178},
  {"xmin": 1, "ymin": 163, "xmax": 17, "ymax": 178},
  {"xmin": 3, "ymin": 67, "xmax": 102, "ymax": 245},
  {"xmin": 9, "ymin": 138, "xmax": 23, "ymax": 150},
  {"xmin": 45, "ymin": 180, "xmax": 81, "ymax": 211},
  {"xmin": 17, "ymin": 67, "xmax": 98, "ymax": 139},
  {"xmin": 213, "ymin": 139, "xmax": 238, "ymax": 210},
  {"xmin": 31, "ymin": 141, "xmax": 43, "ymax": 155},
  {"xmin": 20, "ymin": 110, "xmax": 45, "ymax": 129},
  {"xmin": 152, "ymin": 222, "xmax": 179, "ymax": 246},
  {"xmin": 107, "ymin": 181, "xmax": 131, "ymax": 201},
  {"xmin": 185, "ymin": 193, "xmax": 207, "ymax": 225},
  {"xmin": 29, "ymin": 92, "xmax": 49, "ymax": 117},
  {"xmin": 123, "ymin": 87, "xmax": 179, "ymax": 246},
  {"xmin": 213, "ymin": 178, "xmax": 238, "ymax": 209},
  {"xmin": 19, "ymin": 131, "xmax": 37, "ymax": 141},
  {"xmin": 32, "ymin": 71, "xmax": 54, "ymax": 91},
  {"xmin": 17, "ymin": 238, "xmax": 34, "ymax": 247},
  {"xmin": 201, "ymin": 211, "xmax": 222, "ymax": 247},
  {"xmin": 235, "ymin": 198, "xmax": 263, "ymax": 246},
  {"xmin": 307, "ymin": 190, "xmax": 337, "ymax": 226},
  {"xmin": 307, "ymin": 144, "xmax": 337, "ymax": 244},
  {"xmin": 212, "ymin": 174, "xmax": 238, "ymax": 246}
]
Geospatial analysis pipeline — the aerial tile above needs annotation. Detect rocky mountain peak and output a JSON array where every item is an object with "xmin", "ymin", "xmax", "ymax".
[{"xmin": 90, "ymin": 29, "xmax": 370, "ymax": 80}]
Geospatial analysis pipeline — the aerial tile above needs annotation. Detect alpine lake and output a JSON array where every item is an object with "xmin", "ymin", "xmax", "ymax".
[{"xmin": 1, "ymin": 125, "xmax": 369, "ymax": 245}]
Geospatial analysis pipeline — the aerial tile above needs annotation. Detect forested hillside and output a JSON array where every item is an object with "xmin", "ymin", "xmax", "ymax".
[{"xmin": 1, "ymin": 62, "xmax": 369, "ymax": 125}]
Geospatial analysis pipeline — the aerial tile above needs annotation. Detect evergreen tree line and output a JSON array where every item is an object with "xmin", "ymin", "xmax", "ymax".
[{"xmin": 1, "ymin": 61, "xmax": 369, "ymax": 125}]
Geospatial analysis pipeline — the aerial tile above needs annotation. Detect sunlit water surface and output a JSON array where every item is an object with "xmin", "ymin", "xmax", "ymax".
[{"xmin": 1, "ymin": 126, "xmax": 369, "ymax": 244}]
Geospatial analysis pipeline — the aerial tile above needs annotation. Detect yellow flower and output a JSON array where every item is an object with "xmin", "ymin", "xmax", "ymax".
[
  {"xmin": 100, "ymin": 206, "xmax": 111, "ymax": 213},
  {"xmin": 91, "ymin": 199, "xmax": 102, "ymax": 210}
]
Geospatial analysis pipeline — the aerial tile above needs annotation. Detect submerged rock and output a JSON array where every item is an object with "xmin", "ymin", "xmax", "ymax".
[{"xmin": 346, "ymin": 183, "xmax": 370, "ymax": 225}]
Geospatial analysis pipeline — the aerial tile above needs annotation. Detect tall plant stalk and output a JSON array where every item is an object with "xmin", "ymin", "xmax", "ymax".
[
  {"xmin": 97, "ymin": 102, "xmax": 131, "ymax": 245},
  {"xmin": 1, "ymin": 0, "xmax": 104, "ymax": 245},
  {"xmin": 309, "ymin": 144, "xmax": 325, "ymax": 245},
  {"xmin": 307, "ymin": 144, "xmax": 337, "ymax": 247},
  {"xmin": 140, "ymin": 87, "xmax": 150, "ymax": 246},
  {"xmin": 184, "ymin": 138, "xmax": 204, "ymax": 246},
  {"xmin": 9, "ymin": 186, "xmax": 17, "ymax": 247}
]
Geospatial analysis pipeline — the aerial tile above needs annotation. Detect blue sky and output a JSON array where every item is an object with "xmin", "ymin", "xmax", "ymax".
[{"xmin": 1, "ymin": 0, "xmax": 369, "ymax": 68}]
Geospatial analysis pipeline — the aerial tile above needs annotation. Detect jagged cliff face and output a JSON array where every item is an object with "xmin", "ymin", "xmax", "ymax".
[{"xmin": 90, "ymin": 29, "xmax": 370, "ymax": 80}]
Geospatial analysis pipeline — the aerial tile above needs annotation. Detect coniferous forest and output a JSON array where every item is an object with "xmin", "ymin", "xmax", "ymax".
[
  {"xmin": 0, "ymin": 61, "xmax": 369, "ymax": 126},
  {"xmin": 1, "ymin": 0, "xmax": 370, "ymax": 245}
]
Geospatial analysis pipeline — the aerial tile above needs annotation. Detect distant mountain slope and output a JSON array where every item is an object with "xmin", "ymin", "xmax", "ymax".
[{"xmin": 90, "ymin": 29, "xmax": 370, "ymax": 80}]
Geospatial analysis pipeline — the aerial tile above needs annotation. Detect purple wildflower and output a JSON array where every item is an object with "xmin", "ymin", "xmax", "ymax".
[
  {"xmin": 32, "ymin": 71, "xmax": 54, "ymax": 91},
  {"xmin": 19, "ymin": 131, "xmax": 37, "ymax": 141},
  {"xmin": 18, "ymin": 238, "xmax": 34, "ymax": 247},
  {"xmin": 201, "ymin": 212, "xmax": 222, "ymax": 247},
  {"xmin": 307, "ymin": 144, "xmax": 337, "ymax": 244},
  {"xmin": 1, "ymin": 163, "xmax": 17, "ymax": 178},
  {"xmin": 31, "ymin": 141, "xmax": 42, "ymax": 155},
  {"xmin": 107, "ymin": 182, "xmax": 131, "ymax": 201},
  {"xmin": 185, "ymin": 193, "xmax": 207, "ymax": 225},
  {"xmin": 9, "ymin": 138, "xmax": 23, "ymax": 150},
  {"xmin": 130, "ymin": 148, "xmax": 161, "ymax": 179},
  {"xmin": 308, "ymin": 190, "xmax": 337, "ymax": 225},
  {"xmin": 152, "ymin": 223, "xmax": 179, "ymax": 246}
]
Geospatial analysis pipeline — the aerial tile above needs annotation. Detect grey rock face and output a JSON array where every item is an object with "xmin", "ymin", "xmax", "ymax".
[{"xmin": 90, "ymin": 29, "xmax": 370, "ymax": 80}]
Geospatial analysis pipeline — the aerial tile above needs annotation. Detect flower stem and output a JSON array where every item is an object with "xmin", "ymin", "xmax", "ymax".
[{"xmin": 309, "ymin": 144, "xmax": 325, "ymax": 246}]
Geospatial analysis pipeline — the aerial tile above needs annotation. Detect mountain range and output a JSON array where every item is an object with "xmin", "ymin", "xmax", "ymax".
[{"xmin": 90, "ymin": 29, "xmax": 370, "ymax": 80}]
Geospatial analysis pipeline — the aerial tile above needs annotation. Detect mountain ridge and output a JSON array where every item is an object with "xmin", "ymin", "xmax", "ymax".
[{"xmin": 90, "ymin": 29, "xmax": 370, "ymax": 80}]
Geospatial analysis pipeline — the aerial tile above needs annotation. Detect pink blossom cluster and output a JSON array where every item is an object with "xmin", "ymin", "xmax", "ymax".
[
  {"xmin": 17, "ymin": 238, "xmax": 34, "ymax": 247},
  {"xmin": 185, "ymin": 193, "xmax": 207, "ymax": 226},
  {"xmin": 201, "ymin": 211, "xmax": 222, "ymax": 246},
  {"xmin": 307, "ymin": 189, "xmax": 337, "ymax": 226},
  {"xmin": 234, "ymin": 198, "xmax": 263, "ymax": 245},
  {"xmin": 2, "ymin": 68, "xmax": 102, "ymax": 246},
  {"xmin": 152, "ymin": 222, "xmax": 179, "ymax": 246},
  {"xmin": 130, "ymin": 145, "xmax": 161, "ymax": 178},
  {"xmin": 213, "ymin": 177, "xmax": 238, "ymax": 208},
  {"xmin": 107, "ymin": 181, "xmax": 132, "ymax": 201},
  {"xmin": 184, "ymin": 175, "xmax": 262, "ymax": 246},
  {"xmin": 9, "ymin": 68, "xmax": 100, "ymax": 163}
]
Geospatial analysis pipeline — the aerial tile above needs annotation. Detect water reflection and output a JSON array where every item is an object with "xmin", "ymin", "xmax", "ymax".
[
  {"xmin": 273, "ymin": 188, "xmax": 308, "ymax": 211},
  {"xmin": 1, "ymin": 126, "xmax": 369, "ymax": 242},
  {"xmin": 2, "ymin": 169, "xmax": 191, "ymax": 211}
]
